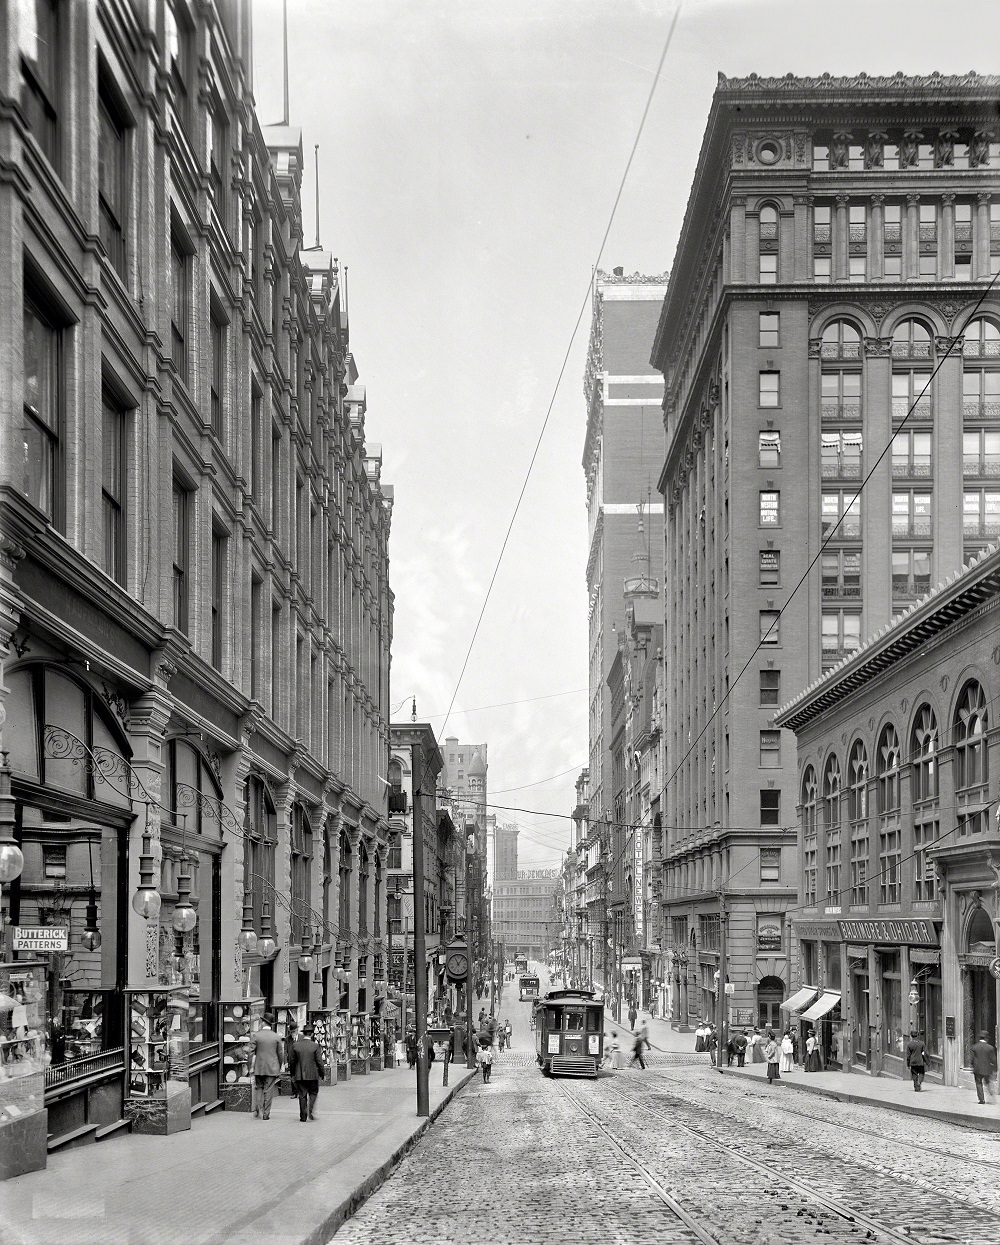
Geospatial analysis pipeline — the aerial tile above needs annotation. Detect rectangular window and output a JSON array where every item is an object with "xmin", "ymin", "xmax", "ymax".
[
  {"xmin": 759, "ymin": 371, "xmax": 780, "ymax": 407},
  {"xmin": 759, "ymin": 313, "xmax": 779, "ymax": 347},
  {"xmin": 891, "ymin": 491, "xmax": 932, "ymax": 537},
  {"xmin": 170, "ymin": 232, "xmax": 189, "ymax": 383},
  {"xmin": 850, "ymin": 832, "xmax": 868, "ymax": 906},
  {"xmin": 848, "ymin": 256, "xmax": 866, "ymax": 283},
  {"xmin": 813, "ymin": 256, "xmax": 831, "ymax": 283},
  {"xmin": 913, "ymin": 821, "xmax": 938, "ymax": 902},
  {"xmin": 250, "ymin": 573, "xmax": 263, "ymax": 701},
  {"xmin": 821, "ymin": 491, "xmax": 861, "ymax": 538},
  {"xmin": 270, "ymin": 424, "xmax": 281, "ymax": 530},
  {"xmin": 812, "ymin": 144, "xmax": 829, "ymax": 172},
  {"xmin": 878, "ymin": 826, "xmax": 901, "ymax": 904},
  {"xmin": 813, "ymin": 203, "xmax": 831, "ymax": 241},
  {"xmin": 102, "ymin": 390, "xmax": 127, "ymax": 586},
  {"xmin": 210, "ymin": 307, "xmax": 225, "ymax": 439},
  {"xmin": 209, "ymin": 101, "xmax": 228, "ymax": 224},
  {"xmin": 848, "ymin": 204, "xmax": 867, "ymax": 240},
  {"xmin": 822, "ymin": 610, "xmax": 861, "ymax": 659},
  {"xmin": 822, "ymin": 549, "xmax": 861, "ymax": 598},
  {"xmin": 760, "ymin": 795, "xmax": 781, "ymax": 829},
  {"xmin": 758, "ymin": 431, "xmax": 780, "ymax": 468},
  {"xmin": 166, "ymin": 0, "xmax": 191, "ymax": 135},
  {"xmin": 892, "ymin": 548, "xmax": 931, "ymax": 602},
  {"xmin": 43, "ymin": 843, "xmax": 67, "ymax": 879},
  {"xmin": 760, "ymin": 610, "xmax": 780, "ymax": 645},
  {"xmin": 19, "ymin": 0, "xmax": 60, "ymax": 167},
  {"xmin": 98, "ymin": 82, "xmax": 128, "ymax": 278},
  {"xmin": 760, "ymin": 730, "xmax": 781, "ymax": 768},
  {"xmin": 211, "ymin": 527, "xmax": 227, "ymax": 669},
  {"xmin": 759, "ymin": 669, "xmax": 780, "ymax": 706},
  {"xmin": 759, "ymin": 549, "xmax": 780, "ymax": 586},
  {"xmin": 759, "ymin": 490, "xmax": 780, "ymax": 526},
  {"xmin": 759, "ymin": 253, "xmax": 777, "ymax": 284},
  {"xmin": 271, "ymin": 600, "xmax": 282, "ymax": 720},
  {"xmin": 172, "ymin": 477, "xmax": 190, "ymax": 632},
  {"xmin": 963, "ymin": 490, "xmax": 1000, "ymax": 538},
  {"xmin": 22, "ymin": 296, "xmax": 61, "ymax": 521},
  {"xmin": 883, "ymin": 255, "xmax": 902, "ymax": 279},
  {"xmin": 918, "ymin": 253, "xmax": 937, "ymax": 280},
  {"xmin": 963, "ymin": 430, "xmax": 1000, "ymax": 478}
]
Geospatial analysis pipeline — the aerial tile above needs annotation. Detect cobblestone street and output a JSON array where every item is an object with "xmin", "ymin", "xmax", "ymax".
[{"xmin": 335, "ymin": 1050, "xmax": 1000, "ymax": 1245}]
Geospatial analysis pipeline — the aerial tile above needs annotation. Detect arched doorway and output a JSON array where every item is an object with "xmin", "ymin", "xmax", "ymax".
[
  {"xmin": 757, "ymin": 975, "xmax": 784, "ymax": 1033},
  {"xmin": 963, "ymin": 906, "xmax": 998, "ymax": 1064}
]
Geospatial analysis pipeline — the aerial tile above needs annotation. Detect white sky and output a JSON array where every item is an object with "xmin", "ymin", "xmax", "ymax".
[{"xmin": 253, "ymin": 0, "xmax": 998, "ymax": 868}]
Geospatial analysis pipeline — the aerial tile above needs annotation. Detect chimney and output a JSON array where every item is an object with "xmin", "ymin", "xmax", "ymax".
[{"xmin": 613, "ymin": 266, "xmax": 624, "ymax": 276}]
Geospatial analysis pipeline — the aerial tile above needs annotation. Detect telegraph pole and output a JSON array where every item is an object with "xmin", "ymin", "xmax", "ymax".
[
  {"xmin": 413, "ymin": 760, "xmax": 429, "ymax": 1117},
  {"xmin": 716, "ymin": 886, "xmax": 728, "ymax": 1071}
]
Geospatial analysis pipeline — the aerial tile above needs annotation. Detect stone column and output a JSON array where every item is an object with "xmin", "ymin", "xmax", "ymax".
[
  {"xmin": 863, "ymin": 337, "xmax": 893, "ymax": 631},
  {"xmin": 834, "ymin": 195, "xmax": 850, "ymax": 281},
  {"xmin": 975, "ymin": 191, "xmax": 992, "ymax": 280},
  {"xmin": 934, "ymin": 336, "xmax": 964, "ymax": 573},
  {"xmin": 940, "ymin": 193, "xmax": 956, "ymax": 279},
  {"xmin": 729, "ymin": 196, "xmax": 747, "ymax": 284},
  {"xmin": 869, "ymin": 194, "xmax": 885, "ymax": 280},
  {"xmin": 904, "ymin": 194, "xmax": 921, "ymax": 280}
]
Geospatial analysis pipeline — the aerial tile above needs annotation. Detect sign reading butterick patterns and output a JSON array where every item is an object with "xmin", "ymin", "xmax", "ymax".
[{"xmin": 13, "ymin": 926, "xmax": 70, "ymax": 952}]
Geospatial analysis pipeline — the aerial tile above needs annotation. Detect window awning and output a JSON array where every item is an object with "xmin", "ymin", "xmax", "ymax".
[
  {"xmin": 780, "ymin": 985, "xmax": 818, "ymax": 1013},
  {"xmin": 801, "ymin": 991, "xmax": 841, "ymax": 1021}
]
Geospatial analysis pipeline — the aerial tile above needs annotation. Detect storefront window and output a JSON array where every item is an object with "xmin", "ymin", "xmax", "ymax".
[
  {"xmin": 918, "ymin": 974, "xmax": 943, "ymax": 1064},
  {"xmin": 880, "ymin": 950, "xmax": 903, "ymax": 1059}
]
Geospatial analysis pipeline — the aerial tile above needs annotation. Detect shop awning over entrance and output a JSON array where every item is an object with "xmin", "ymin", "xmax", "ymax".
[
  {"xmin": 800, "ymin": 991, "xmax": 841, "ymax": 1021},
  {"xmin": 780, "ymin": 985, "xmax": 818, "ymax": 1013}
]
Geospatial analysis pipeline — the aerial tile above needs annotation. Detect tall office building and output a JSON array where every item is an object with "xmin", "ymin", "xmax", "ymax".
[
  {"xmin": 654, "ymin": 72, "xmax": 1000, "ymax": 1031},
  {"xmin": 494, "ymin": 823, "xmax": 519, "ymax": 881}
]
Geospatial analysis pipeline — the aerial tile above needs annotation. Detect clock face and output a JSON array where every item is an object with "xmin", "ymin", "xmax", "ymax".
[{"xmin": 446, "ymin": 951, "xmax": 468, "ymax": 978}]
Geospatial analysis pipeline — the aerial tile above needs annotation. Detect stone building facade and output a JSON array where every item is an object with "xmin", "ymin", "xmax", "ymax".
[
  {"xmin": 653, "ymin": 72, "xmax": 1000, "ymax": 1034},
  {"xmin": 0, "ymin": 0, "xmax": 391, "ymax": 1159}
]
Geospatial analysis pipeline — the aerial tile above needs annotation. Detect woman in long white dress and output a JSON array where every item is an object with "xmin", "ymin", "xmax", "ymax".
[{"xmin": 779, "ymin": 1030, "xmax": 795, "ymax": 1072}]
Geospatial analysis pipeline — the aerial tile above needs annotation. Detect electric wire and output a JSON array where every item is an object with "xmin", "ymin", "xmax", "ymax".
[{"xmin": 436, "ymin": 1, "xmax": 684, "ymax": 741}]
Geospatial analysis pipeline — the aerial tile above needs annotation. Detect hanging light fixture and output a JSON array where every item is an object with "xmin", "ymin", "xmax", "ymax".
[
  {"xmin": 80, "ymin": 839, "xmax": 102, "ymax": 952},
  {"xmin": 257, "ymin": 898, "xmax": 277, "ymax": 960},
  {"xmin": 0, "ymin": 755, "xmax": 23, "ymax": 884},
  {"xmin": 171, "ymin": 857, "xmax": 198, "ymax": 934},
  {"xmin": 312, "ymin": 940, "xmax": 323, "ymax": 985},
  {"xmin": 236, "ymin": 893, "xmax": 258, "ymax": 955},
  {"xmin": 298, "ymin": 923, "xmax": 314, "ymax": 972},
  {"xmin": 131, "ymin": 830, "xmax": 162, "ymax": 920}
]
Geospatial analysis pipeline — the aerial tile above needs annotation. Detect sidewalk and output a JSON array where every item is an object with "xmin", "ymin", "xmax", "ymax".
[
  {"xmin": 3, "ymin": 1062, "xmax": 477, "ymax": 1245},
  {"xmin": 723, "ymin": 1057, "xmax": 1000, "ymax": 1132}
]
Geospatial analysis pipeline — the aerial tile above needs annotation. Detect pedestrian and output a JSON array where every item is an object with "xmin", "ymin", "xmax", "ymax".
[
  {"xmin": 628, "ymin": 1003, "xmax": 637, "ymax": 1030},
  {"xmin": 779, "ymin": 1030, "xmax": 795, "ymax": 1073},
  {"xmin": 478, "ymin": 1008, "xmax": 486, "ymax": 1028},
  {"xmin": 707, "ymin": 1023, "xmax": 718, "ymax": 1053},
  {"xmin": 790, "ymin": 1027, "xmax": 800, "ymax": 1065},
  {"xmin": 405, "ymin": 1028, "xmax": 417, "ymax": 1069},
  {"xmin": 764, "ymin": 1031, "xmax": 780, "ymax": 1084},
  {"xmin": 636, "ymin": 1015, "xmax": 651, "ymax": 1052},
  {"xmin": 904, "ymin": 1029, "xmax": 926, "ymax": 1092},
  {"xmin": 426, "ymin": 1034, "xmax": 436, "ymax": 1065},
  {"xmin": 477, "ymin": 1040, "xmax": 493, "ymax": 1083},
  {"xmin": 694, "ymin": 1021, "xmax": 706, "ymax": 1053},
  {"xmin": 249, "ymin": 1014, "xmax": 284, "ymax": 1121},
  {"xmin": 497, "ymin": 1024, "xmax": 507, "ymax": 1052},
  {"xmin": 750, "ymin": 1027, "xmax": 765, "ymax": 1063},
  {"xmin": 504, "ymin": 1019, "xmax": 512, "ymax": 1049},
  {"xmin": 287, "ymin": 1023, "xmax": 327, "ymax": 1123},
  {"xmin": 629, "ymin": 1027, "xmax": 647, "ymax": 1070},
  {"xmin": 805, "ymin": 1028, "xmax": 823, "ymax": 1073},
  {"xmin": 971, "ymin": 1031, "xmax": 998, "ymax": 1104},
  {"xmin": 726, "ymin": 1034, "xmax": 736, "ymax": 1067},
  {"xmin": 732, "ymin": 1029, "xmax": 748, "ymax": 1067}
]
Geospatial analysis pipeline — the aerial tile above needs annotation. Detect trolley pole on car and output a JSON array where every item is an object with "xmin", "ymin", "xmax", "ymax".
[{"xmin": 715, "ymin": 886, "xmax": 728, "ymax": 1072}]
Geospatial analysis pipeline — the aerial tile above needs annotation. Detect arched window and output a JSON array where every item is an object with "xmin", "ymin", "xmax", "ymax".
[
  {"xmin": 802, "ymin": 766, "xmax": 818, "ymax": 906},
  {"xmin": 290, "ymin": 803, "xmax": 313, "ymax": 944},
  {"xmin": 165, "ymin": 738, "xmax": 224, "ymax": 838},
  {"xmin": 910, "ymin": 705, "xmax": 939, "ymax": 803},
  {"xmin": 358, "ymin": 839, "xmax": 370, "ymax": 936},
  {"xmin": 955, "ymin": 680, "xmax": 989, "ymax": 834},
  {"xmin": 243, "ymin": 774, "xmax": 276, "ymax": 936},
  {"xmin": 821, "ymin": 319, "xmax": 862, "ymax": 359},
  {"xmin": 892, "ymin": 318, "xmax": 933, "ymax": 359},
  {"xmin": 823, "ymin": 755, "xmax": 842, "ymax": 904},
  {"xmin": 876, "ymin": 724, "xmax": 902, "ymax": 815},
  {"xmin": 759, "ymin": 205, "xmax": 778, "ymax": 284},
  {"xmin": 847, "ymin": 740, "xmax": 869, "ymax": 823},
  {"xmin": 962, "ymin": 317, "xmax": 1000, "ymax": 358},
  {"xmin": 338, "ymin": 828, "xmax": 352, "ymax": 933}
]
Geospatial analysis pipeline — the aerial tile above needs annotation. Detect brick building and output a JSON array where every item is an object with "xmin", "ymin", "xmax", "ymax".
[
  {"xmin": 653, "ymin": 72, "xmax": 1000, "ymax": 1033},
  {"xmin": 0, "ymin": 0, "xmax": 391, "ymax": 1165}
]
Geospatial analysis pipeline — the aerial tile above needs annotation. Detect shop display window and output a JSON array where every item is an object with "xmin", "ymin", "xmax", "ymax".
[
  {"xmin": 273, "ymin": 1003, "xmax": 306, "ymax": 1051},
  {"xmin": 56, "ymin": 991, "xmax": 109, "ymax": 1065},
  {"xmin": 126, "ymin": 991, "xmax": 189, "ymax": 1098},
  {"xmin": 349, "ymin": 1012, "xmax": 369, "ymax": 1060},
  {"xmin": 0, "ymin": 962, "xmax": 47, "ymax": 1125},
  {"xmin": 309, "ymin": 1010, "xmax": 335, "ymax": 1077},
  {"xmin": 220, "ymin": 998, "xmax": 263, "ymax": 1089}
]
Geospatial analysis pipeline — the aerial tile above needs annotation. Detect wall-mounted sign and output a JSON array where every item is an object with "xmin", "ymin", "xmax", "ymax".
[
  {"xmin": 13, "ymin": 927, "xmax": 69, "ymax": 952},
  {"xmin": 757, "ymin": 915, "xmax": 784, "ymax": 952},
  {"xmin": 945, "ymin": 1015, "xmax": 956, "ymax": 1039},
  {"xmin": 837, "ymin": 918, "xmax": 937, "ymax": 946},
  {"xmin": 735, "ymin": 1008, "xmax": 754, "ymax": 1025}
]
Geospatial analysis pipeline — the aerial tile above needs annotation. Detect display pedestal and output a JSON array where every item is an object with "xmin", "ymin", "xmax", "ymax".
[
  {"xmin": 0, "ymin": 1108, "xmax": 47, "ymax": 1179},
  {"xmin": 219, "ymin": 998, "xmax": 264, "ymax": 1112},
  {"xmin": 308, "ymin": 1010, "xmax": 336, "ymax": 1086},
  {"xmin": 128, "ymin": 1078, "xmax": 191, "ymax": 1136},
  {"xmin": 124, "ymin": 990, "xmax": 191, "ymax": 1136}
]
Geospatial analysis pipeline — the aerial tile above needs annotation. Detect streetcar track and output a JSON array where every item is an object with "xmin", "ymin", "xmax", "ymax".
[
  {"xmin": 646, "ymin": 1065, "xmax": 1000, "ymax": 1173},
  {"xmin": 553, "ymin": 1078, "xmax": 721, "ymax": 1245}
]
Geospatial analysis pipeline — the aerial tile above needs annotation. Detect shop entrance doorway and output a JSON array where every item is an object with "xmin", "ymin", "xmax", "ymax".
[
  {"xmin": 851, "ymin": 962, "xmax": 869, "ymax": 1068},
  {"xmin": 757, "ymin": 976, "xmax": 783, "ymax": 1033},
  {"xmin": 963, "ymin": 908, "xmax": 998, "ymax": 1062}
]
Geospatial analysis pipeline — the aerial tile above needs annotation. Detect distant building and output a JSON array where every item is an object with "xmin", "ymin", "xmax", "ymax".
[
  {"xmin": 493, "ymin": 871, "xmax": 562, "ymax": 959},
  {"xmin": 494, "ymin": 823, "xmax": 519, "ymax": 881}
]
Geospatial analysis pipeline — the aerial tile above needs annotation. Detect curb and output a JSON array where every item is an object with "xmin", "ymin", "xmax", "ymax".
[
  {"xmin": 723, "ymin": 1066, "xmax": 1000, "ymax": 1134},
  {"xmin": 303, "ymin": 1067, "xmax": 479, "ymax": 1245}
]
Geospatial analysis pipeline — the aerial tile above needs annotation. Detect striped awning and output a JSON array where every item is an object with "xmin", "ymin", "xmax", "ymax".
[
  {"xmin": 801, "ymin": 991, "xmax": 841, "ymax": 1022},
  {"xmin": 780, "ymin": 985, "xmax": 819, "ymax": 1013}
]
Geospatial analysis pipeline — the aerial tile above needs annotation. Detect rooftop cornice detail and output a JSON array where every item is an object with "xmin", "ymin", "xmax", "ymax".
[
  {"xmin": 717, "ymin": 70, "xmax": 1000, "ymax": 96},
  {"xmin": 595, "ymin": 268, "xmax": 671, "ymax": 285}
]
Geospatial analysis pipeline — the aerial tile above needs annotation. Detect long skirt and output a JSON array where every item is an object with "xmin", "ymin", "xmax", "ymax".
[
  {"xmin": 779, "ymin": 1050, "xmax": 793, "ymax": 1073},
  {"xmin": 751, "ymin": 1043, "xmax": 765, "ymax": 1063},
  {"xmin": 766, "ymin": 1060, "xmax": 780, "ymax": 1082},
  {"xmin": 805, "ymin": 1049, "xmax": 822, "ymax": 1072},
  {"xmin": 694, "ymin": 1034, "xmax": 706, "ymax": 1052}
]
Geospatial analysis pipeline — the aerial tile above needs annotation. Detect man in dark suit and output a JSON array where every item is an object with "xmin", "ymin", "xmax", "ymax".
[
  {"xmin": 904, "ymin": 1030, "xmax": 927, "ymax": 1091},
  {"xmin": 249, "ymin": 1015, "xmax": 284, "ymax": 1120},
  {"xmin": 971, "ymin": 1031, "xmax": 998, "ymax": 1104},
  {"xmin": 287, "ymin": 1023, "xmax": 327, "ymax": 1122}
]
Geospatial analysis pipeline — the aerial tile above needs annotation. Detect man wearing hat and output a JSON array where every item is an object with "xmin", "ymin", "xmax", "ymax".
[
  {"xmin": 249, "ymin": 1014, "xmax": 284, "ymax": 1121},
  {"xmin": 287, "ymin": 1022, "xmax": 327, "ymax": 1123}
]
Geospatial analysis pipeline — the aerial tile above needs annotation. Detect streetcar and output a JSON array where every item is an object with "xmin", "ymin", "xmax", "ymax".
[
  {"xmin": 518, "ymin": 973, "xmax": 540, "ymax": 1001},
  {"xmin": 534, "ymin": 988, "xmax": 604, "ymax": 1078},
  {"xmin": 514, "ymin": 955, "xmax": 528, "ymax": 975}
]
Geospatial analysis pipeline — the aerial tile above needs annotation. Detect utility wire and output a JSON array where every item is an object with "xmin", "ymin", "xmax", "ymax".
[{"xmin": 437, "ymin": 2, "xmax": 684, "ymax": 740}]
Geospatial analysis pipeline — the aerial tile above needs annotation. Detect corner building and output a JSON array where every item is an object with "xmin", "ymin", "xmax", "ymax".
[
  {"xmin": 653, "ymin": 72, "xmax": 1000, "ymax": 1033},
  {"xmin": 0, "ymin": 0, "xmax": 391, "ymax": 1165}
]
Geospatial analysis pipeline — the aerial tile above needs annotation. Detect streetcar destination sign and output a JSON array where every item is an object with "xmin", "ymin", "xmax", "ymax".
[{"xmin": 13, "ymin": 927, "xmax": 70, "ymax": 951}]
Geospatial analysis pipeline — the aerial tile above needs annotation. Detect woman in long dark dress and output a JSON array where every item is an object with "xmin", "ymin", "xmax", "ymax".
[{"xmin": 764, "ymin": 1031, "xmax": 781, "ymax": 1083}]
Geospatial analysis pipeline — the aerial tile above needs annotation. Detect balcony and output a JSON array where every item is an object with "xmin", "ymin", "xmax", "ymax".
[
  {"xmin": 963, "ymin": 456, "xmax": 1000, "ymax": 478},
  {"xmin": 892, "ymin": 398, "xmax": 932, "ymax": 421},
  {"xmin": 822, "ymin": 582, "xmax": 862, "ymax": 599},
  {"xmin": 822, "ymin": 518, "xmax": 862, "ymax": 539},
  {"xmin": 963, "ymin": 521, "xmax": 1000, "ymax": 539},
  {"xmin": 891, "ymin": 518, "xmax": 932, "ymax": 538},
  {"xmin": 821, "ymin": 459, "xmax": 863, "ymax": 480},
  {"xmin": 892, "ymin": 577, "xmax": 931, "ymax": 602},
  {"xmin": 820, "ymin": 343, "xmax": 862, "ymax": 361},
  {"xmin": 963, "ymin": 401, "xmax": 1000, "ymax": 420},
  {"xmin": 892, "ymin": 342, "xmax": 932, "ymax": 360},
  {"xmin": 388, "ymin": 791, "xmax": 408, "ymax": 814},
  {"xmin": 962, "ymin": 340, "xmax": 1000, "ymax": 359},
  {"xmin": 891, "ymin": 460, "xmax": 932, "ymax": 479},
  {"xmin": 822, "ymin": 403, "xmax": 862, "ymax": 422}
]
